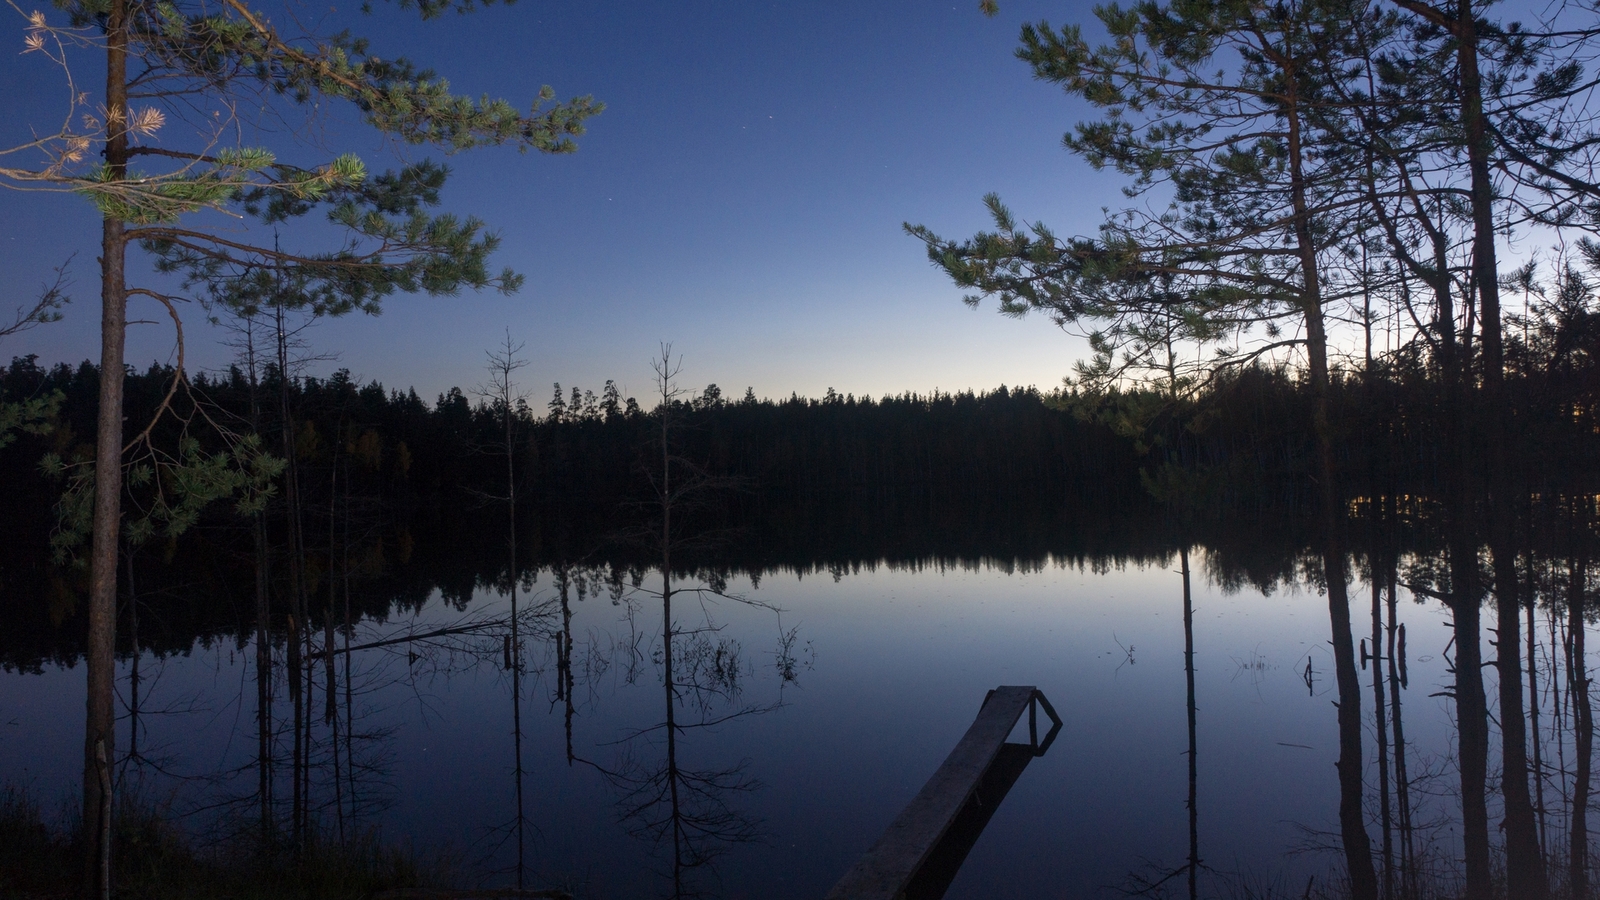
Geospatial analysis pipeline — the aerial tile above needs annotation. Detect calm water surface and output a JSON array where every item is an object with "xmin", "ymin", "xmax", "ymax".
[{"xmin": 0, "ymin": 552, "xmax": 1462, "ymax": 898}]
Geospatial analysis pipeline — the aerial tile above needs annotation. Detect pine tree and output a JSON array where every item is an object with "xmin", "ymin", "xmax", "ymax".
[
  {"xmin": 5, "ymin": 0, "xmax": 599, "ymax": 889},
  {"xmin": 908, "ymin": 1, "xmax": 1389, "ymax": 895}
]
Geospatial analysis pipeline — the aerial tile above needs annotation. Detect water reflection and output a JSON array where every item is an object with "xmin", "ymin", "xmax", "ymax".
[{"xmin": 4, "ymin": 510, "xmax": 1600, "ymax": 898}]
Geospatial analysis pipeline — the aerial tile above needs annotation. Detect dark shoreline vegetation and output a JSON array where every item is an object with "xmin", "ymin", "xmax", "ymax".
[{"xmin": 0, "ymin": 783, "xmax": 453, "ymax": 900}]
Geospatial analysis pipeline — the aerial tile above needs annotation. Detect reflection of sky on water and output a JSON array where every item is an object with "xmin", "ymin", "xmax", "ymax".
[{"xmin": 0, "ymin": 554, "xmax": 1463, "ymax": 898}]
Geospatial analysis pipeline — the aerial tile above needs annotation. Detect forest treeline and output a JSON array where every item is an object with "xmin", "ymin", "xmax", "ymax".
[
  {"xmin": 7, "ymin": 281, "xmax": 1599, "ymax": 549},
  {"xmin": 0, "ymin": 355, "xmax": 1145, "ymax": 517}
]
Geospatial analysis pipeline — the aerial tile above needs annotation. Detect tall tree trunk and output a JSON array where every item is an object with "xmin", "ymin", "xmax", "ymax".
[
  {"xmin": 1181, "ymin": 547, "xmax": 1199, "ymax": 900},
  {"xmin": 1451, "ymin": 531, "xmax": 1493, "ymax": 900},
  {"xmin": 85, "ymin": 0, "xmax": 130, "ymax": 887},
  {"xmin": 1455, "ymin": 0, "xmax": 1545, "ymax": 889},
  {"xmin": 1286, "ymin": 60, "xmax": 1375, "ymax": 895},
  {"xmin": 1571, "ymin": 552, "xmax": 1592, "ymax": 897},
  {"xmin": 254, "ymin": 507, "xmax": 272, "ymax": 843},
  {"xmin": 663, "ymin": 518, "xmax": 684, "ymax": 896},
  {"xmin": 241, "ymin": 320, "xmax": 275, "ymax": 847},
  {"xmin": 1433, "ymin": 166, "xmax": 1490, "ymax": 900},
  {"xmin": 274, "ymin": 300, "xmax": 310, "ymax": 849},
  {"xmin": 341, "ymin": 465, "xmax": 355, "ymax": 825},
  {"xmin": 1530, "ymin": 570, "xmax": 1547, "ymax": 859},
  {"xmin": 1372, "ymin": 537, "xmax": 1394, "ymax": 900},
  {"xmin": 1387, "ymin": 564, "xmax": 1415, "ymax": 900},
  {"xmin": 563, "ymin": 585, "xmax": 575, "ymax": 766},
  {"xmin": 1492, "ymin": 524, "xmax": 1543, "ymax": 898},
  {"xmin": 1310, "ymin": 343, "xmax": 1376, "ymax": 900},
  {"xmin": 1380, "ymin": 2, "xmax": 1497, "ymax": 887},
  {"xmin": 658, "ymin": 373, "xmax": 686, "ymax": 897},
  {"xmin": 506, "ymin": 403, "xmax": 525, "ymax": 889},
  {"xmin": 326, "ymin": 455, "xmax": 342, "ymax": 844},
  {"xmin": 124, "ymin": 548, "xmax": 139, "ymax": 767},
  {"xmin": 1550, "ymin": 566, "xmax": 1568, "ymax": 884},
  {"xmin": 552, "ymin": 565, "xmax": 576, "ymax": 765}
]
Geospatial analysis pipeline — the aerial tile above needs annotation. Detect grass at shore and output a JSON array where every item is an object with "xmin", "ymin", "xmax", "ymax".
[{"xmin": 0, "ymin": 784, "xmax": 438, "ymax": 900}]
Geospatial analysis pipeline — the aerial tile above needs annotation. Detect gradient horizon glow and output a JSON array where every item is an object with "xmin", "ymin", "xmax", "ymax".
[{"xmin": 1, "ymin": 1, "xmax": 1269, "ymax": 404}]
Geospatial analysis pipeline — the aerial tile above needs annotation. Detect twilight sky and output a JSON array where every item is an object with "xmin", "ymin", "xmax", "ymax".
[{"xmin": 1, "ymin": 0, "xmax": 1128, "ymax": 404}]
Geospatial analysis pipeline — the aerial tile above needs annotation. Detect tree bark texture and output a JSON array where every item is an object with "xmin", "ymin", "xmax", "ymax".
[{"xmin": 85, "ymin": 0, "xmax": 129, "ymax": 889}]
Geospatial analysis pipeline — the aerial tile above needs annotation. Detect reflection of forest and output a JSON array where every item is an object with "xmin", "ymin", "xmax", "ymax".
[{"xmin": 0, "ymin": 478, "xmax": 1311, "ymax": 671}]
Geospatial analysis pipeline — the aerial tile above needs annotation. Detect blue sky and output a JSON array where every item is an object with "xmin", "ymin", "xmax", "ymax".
[{"xmin": 1, "ymin": 1, "xmax": 1128, "ymax": 404}]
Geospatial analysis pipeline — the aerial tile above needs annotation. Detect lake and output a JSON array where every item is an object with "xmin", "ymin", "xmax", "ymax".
[{"xmin": 0, "ymin": 544, "xmax": 1473, "ymax": 898}]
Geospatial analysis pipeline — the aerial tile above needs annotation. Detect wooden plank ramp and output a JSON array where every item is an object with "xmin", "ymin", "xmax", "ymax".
[{"xmin": 825, "ymin": 685, "xmax": 1055, "ymax": 900}]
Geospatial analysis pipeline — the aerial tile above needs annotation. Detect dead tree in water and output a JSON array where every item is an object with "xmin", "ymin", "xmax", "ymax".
[
  {"xmin": 477, "ymin": 332, "xmax": 531, "ymax": 887},
  {"xmin": 1368, "ymin": 541, "xmax": 1393, "ymax": 900},
  {"xmin": 220, "ymin": 307, "xmax": 282, "ymax": 846},
  {"xmin": 1571, "ymin": 548, "xmax": 1593, "ymax": 896},
  {"xmin": 1385, "ymin": 561, "xmax": 1415, "ymax": 900},
  {"xmin": 1529, "ymin": 558, "xmax": 1546, "ymax": 862},
  {"xmin": 1180, "ymin": 547, "xmax": 1199, "ymax": 900},
  {"xmin": 325, "ymin": 432, "xmax": 344, "ymax": 843},
  {"xmin": 244, "ymin": 317, "xmax": 275, "ymax": 846},
  {"xmin": 271, "ymin": 296, "xmax": 312, "ymax": 849},
  {"xmin": 601, "ymin": 347, "xmax": 773, "ymax": 895},
  {"xmin": 557, "ymin": 570, "xmax": 576, "ymax": 765}
]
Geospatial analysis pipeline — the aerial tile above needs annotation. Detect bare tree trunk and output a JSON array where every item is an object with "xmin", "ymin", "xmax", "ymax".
[
  {"xmin": 1452, "ymin": 535, "xmax": 1493, "ymax": 900},
  {"xmin": 241, "ymin": 320, "xmax": 275, "ymax": 847},
  {"xmin": 1552, "ymin": 568, "xmax": 1569, "ymax": 885},
  {"xmin": 508, "ymin": 417, "xmax": 524, "ymax": 889},
  {"xmin": 341, "ymin": 464, "xmax": 355, "ymax": 825},
  {"xmin": 1372, "ymin": 538, "xmax": 1394, "ymax": 900},
  {"xmin": 326, "ymin": 452, "xmax": 343, "ymax": 844},
  {"xmin": 563, "ymin": 587, "xmax": 575, "ymax": 766},
  {"xmin": 124, "ymin": 548, "xmax": 139, "ymax": 769},
  {"xmin": 84, "ymin": 0, "xmax": 130, "ymax": 889},
  {"xmin": 1181, "ymin": 547, "xmax": 1199, "ymax": 900},
  {"xmin": 286, "ymin": 608, "xmax": 302, "ymax": 843},
  {"xmin": 1284, "ymin": 50, "xmax": 1375, "ymax": 896},
  {"xmin": 1455, "ymin": 0, "xmax": 1544, "ymax": 887},
  {"xmin": 1378, "ymin": 2, "xmax": 1512, "ymax": 893},
  {"xmin": 1387, "ymin": 565, "xmax": 1415, "ymax": 900},
  {"xmin": 301, "ymin": 618, "xmax": 313, "ymax": 843},
  {"xmin": 274, "ymin": 300, "xmax": 310, "ymax": 851},
  {"xmin": 480, "ymin": 334, "xmax": 529, "ymax": 885},
  {"xmin": 664, "ymin": 513, "xmax": 683, "ymax": 897},
  {"xmin": 255, "ymin": 506, "xmax": 273, "ymax": 845},
  {"xmin": 1530, "ymin": 570, "xmax": 1547, "ymax": 860},
  {"xmin": 1572, "ymin": 552, "xmax": 1592, "ymax": 898},
  {"xmin": 1494, "ymin": 534, "xmax": 1544, "ymax": 899},
  {"xmin": 656, "ymin": 352, "xmax": 686, "ymax": 898},
  {"xmin": 1302, "ymin": 262, "xmax": 1377, "ymax": 900},
  {"xmin": 1440, "ymin": 276, "xmax": 1490, "ymax": 900}
]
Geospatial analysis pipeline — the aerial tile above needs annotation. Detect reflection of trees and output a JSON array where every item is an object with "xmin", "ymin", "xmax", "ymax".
[
  {"xmin": 572, "ymin": 349, "xmax": 786, "ymax": 896},
  {"xmin": 544, "ymin": 559, "xmax": 790, "ymax": 896},
  {"xmin": 474, "ymin": 332, "xmax": 532, "ymax": 887},
  {"xmin": 1361, "ymin": 501, "xmax": 1415, "ymax": 899},
  {"xmin": 260, "ymin": 588, "xmax": 549, "ymax": 861},
  {"xmin": 1180, "ymin": 547, "xmax": 1199, "ymax": 900},
  {"xmin": 1121, "ymin": 547, "xmax": 1204, "ymax": 900},
  {"xmin": 610, "ymin": 584, "xmax": 765, "ymax": 897}
]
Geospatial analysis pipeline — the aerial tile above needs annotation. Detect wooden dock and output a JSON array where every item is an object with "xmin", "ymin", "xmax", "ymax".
[{"xmin": 824, "ymin": 685, "xmax": 1061, "ymax": 900}]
